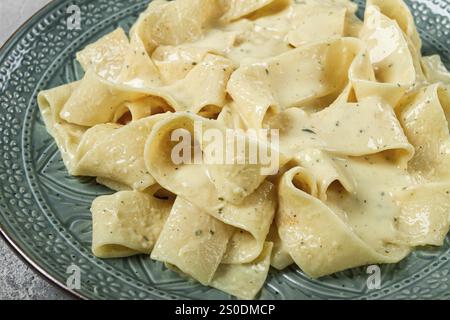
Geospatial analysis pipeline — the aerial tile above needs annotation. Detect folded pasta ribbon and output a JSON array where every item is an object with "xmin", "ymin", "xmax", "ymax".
[
  {"xmin": 277, "ymin": 166, "xmax": 411, "ymax": 278},
  {"xmin": 91, "ymin": 190, "xmax": 173, "ymax": 258},
  {"xmin": 144, "ymin": 113, "xmax": 280, "ymax": 263}
]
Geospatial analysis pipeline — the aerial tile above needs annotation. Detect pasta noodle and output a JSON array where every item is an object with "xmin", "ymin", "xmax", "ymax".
[{"xmin": 38, "ymin": 0, "xmax": 450, "ymax": 299}]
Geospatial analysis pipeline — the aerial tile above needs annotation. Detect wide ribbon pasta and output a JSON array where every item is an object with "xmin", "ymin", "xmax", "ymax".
[
  {"xmin": 38, "ymin": 82, "xmax": 85, "ymax": 173},
  {"xmin": 277, "ymin": 166, "xmax": 411, "ymax": 277},
  {"xmin": 91, "ymin": 190, "xmax": 173, "ymax": 258},
  {"xmin": 144, "ymin": 113, "xmax": 278, "ymax": 263},
  {"xmin": 37, "ymin": 0, "xmax": 450, "ymax": 299},
  {"xmin": 269, "ymin": 97, "xmax": 414, "ymax": 165},
  {"xmin": 75, "ymin": 114, "xmax": 171, "ymax": 190}
]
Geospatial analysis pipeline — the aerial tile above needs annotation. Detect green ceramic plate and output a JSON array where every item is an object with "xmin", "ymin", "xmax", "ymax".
[{"xmin": 0, "ymin": 0, "xmax": 449, "ymax": 300}]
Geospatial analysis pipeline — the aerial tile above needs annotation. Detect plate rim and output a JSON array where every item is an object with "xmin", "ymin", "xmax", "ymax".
[
  {"xmin": 0, "ymin": 0, "xmax": 86, "ymax": 300},
  {"xmin": 0, "ymin": 0, "xmax": 448, "ymax": 300}
]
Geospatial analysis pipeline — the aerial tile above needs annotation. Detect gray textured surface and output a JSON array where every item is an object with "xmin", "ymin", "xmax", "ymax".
[
  {"xmin": 0, "ymin": 237, "xmax": 72, "ymax": 300},
  {"xmin": 0, "ymin": 0, "xmax": 73, "ymax": 300},
  {"xmin": 0, "ymin": 0, "xmax": 51, "ymax": 45}
]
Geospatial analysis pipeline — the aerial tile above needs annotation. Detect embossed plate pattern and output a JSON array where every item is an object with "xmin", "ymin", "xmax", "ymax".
[{"xmin": 0, "ymin": 0, "xmax": 449, "ymax": 300}]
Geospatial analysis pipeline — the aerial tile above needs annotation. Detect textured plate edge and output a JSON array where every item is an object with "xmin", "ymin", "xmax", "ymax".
[
  {"xmin": 0, "ymin": 0, "xmax": 177, "ymax": 301},
  {"xmin": 0, "ymin": 0, "xmax": 88, "ymax": 301},
  {"xmin": 0, "ymin": 226, "xmax": 86, "ymax": 300},
  {"xmin": 0, "ymin": 0, "xmax": 448, "ymax": 301}
]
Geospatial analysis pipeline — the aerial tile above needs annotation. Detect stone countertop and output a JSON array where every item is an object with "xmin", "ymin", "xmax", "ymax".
[{"xmin": 0, "ymin": 0, "xmax": 73, "ymax": 300}]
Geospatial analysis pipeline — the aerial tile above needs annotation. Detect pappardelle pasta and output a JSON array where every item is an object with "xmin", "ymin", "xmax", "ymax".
[{"xmin": 38, "ymin": 0, "xmax": 450, "ymax": 299}]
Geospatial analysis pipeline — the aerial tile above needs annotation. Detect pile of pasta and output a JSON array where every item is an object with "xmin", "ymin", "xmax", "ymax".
[{"xmin": 38, "ymin": 0, "xmax": 450, "ymax": 299}]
